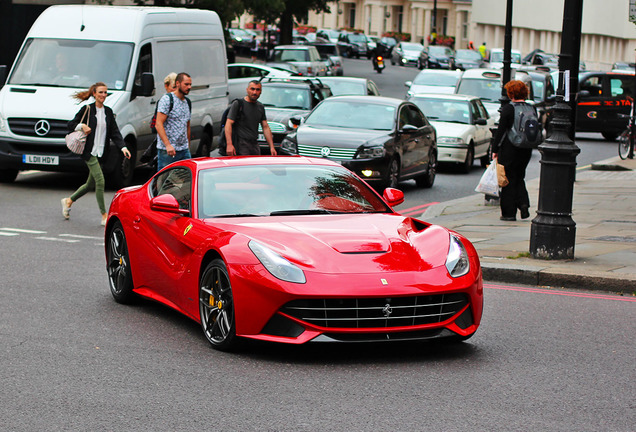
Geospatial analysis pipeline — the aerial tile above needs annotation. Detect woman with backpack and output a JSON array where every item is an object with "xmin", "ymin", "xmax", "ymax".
[{"xmin": 492, "ymin": 80, "xmax": 534, "ymax": 221}]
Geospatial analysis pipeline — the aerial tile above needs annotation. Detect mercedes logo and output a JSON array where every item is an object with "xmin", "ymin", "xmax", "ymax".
[
  {"xmin": 320, "ymin": 146, "xmax": 331, "ymax": 157},
  {"xmin": 34, "ymin": 120, "xmax": 51, "ymax": 136}
]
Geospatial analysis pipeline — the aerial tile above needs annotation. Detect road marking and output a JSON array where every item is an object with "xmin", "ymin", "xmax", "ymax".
[
  {"xmin": 485, "ymin": 283, "xmax": 636, "ymax": 302},
  {"xmin": 399, "ymin": 202, "xmax": 439, "ymax": 217},
  {"xmin": 60, "ymin": 234, "xmax": 103, "ymax": 240},
  {"xmin": 0, "ymin": 232, "xmax": 19, "ymax": 236},
  {"xmin": 0, "ymin": 227, "xmax": 47, "ymax": 234},
  {"xmin": 35, "ymin": 236, "xmax": 80, "ymax": 243}
]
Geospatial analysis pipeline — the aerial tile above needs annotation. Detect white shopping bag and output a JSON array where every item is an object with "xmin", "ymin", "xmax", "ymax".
[{"xmin": 475, "ymin": 162, "xmax": 500, "ymax": 197}]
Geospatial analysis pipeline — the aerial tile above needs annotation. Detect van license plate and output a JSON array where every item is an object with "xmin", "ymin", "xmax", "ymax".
[
  {"xmin": 257, "ymin": 134, "xmax": 265, "ymax": 141},
  {"xmin": 23, "ymin": 154, "xmax": 59, "ymax": 165}
]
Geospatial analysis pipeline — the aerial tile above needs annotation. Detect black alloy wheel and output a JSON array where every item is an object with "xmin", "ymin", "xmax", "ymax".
[
  {"xmin": 602, "ymin": 131, "xmax": 618, "ymax": 141},
  {"xmin": 383, "ymin": 157, "xmax": 400, "ymax": 189},
  {"xmin": 0, "ymin": 169, "xmax": 19, "ymax": 183},
  {"xmin": 107, "ymin": 221, "xmax": 136, "ymax": 304},
  {"xmin": 199, "ymin": 259, "xmax": 237, "ymax": 351}
]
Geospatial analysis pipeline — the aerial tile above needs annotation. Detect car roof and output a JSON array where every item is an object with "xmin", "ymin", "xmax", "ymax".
[
  {"xmin": 460, "ymin": 68, "xmax": 503, "ymax": 79},
  {"xmin": 273, "ymin": 45, "xmax": 313, "ymax": 50},
  {"xmin": 318, "ymin": 76, "xmax": 368, "ymax": 83},
  {"xmin": 321, "ymin": 95, "xmax": 404, "ymax": 107},
  {"xmin": 415, "ymin": 69, "xmax": 463, "ymax": 77},
  {"xmin": 409, "ymin": 93, "xmax": 477, "ymax": 102},
  {"xmin": 260, "ymin": 77, "xmax": 330, "ymax": 89},
  {"xmin": 491, "ymin": 48, "xmax": 522, "ymax": 54}
]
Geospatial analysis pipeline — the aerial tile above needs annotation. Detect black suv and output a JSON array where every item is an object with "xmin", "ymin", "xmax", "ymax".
[
  {"xmin": 337, "ymin": 32, "xmax": 370, "ymax": 59},
  {"xmin": 257, "ymin": 78, "xmax": 333, "ymax": 153}
]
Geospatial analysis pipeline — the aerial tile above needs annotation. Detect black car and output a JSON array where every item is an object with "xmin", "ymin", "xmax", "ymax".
[
  {"xmin": 421, "ymin": 45, "xmax": 455, "ymax": 69},
  {"xmin": 257, "ymin": 78, "xmax": 333, "ymax": 153},
  {"xmin": 337, "ymin": 32, "xmax": 370, "ymax": 59},
  {"xmin": 521, "ymin": 69, "xmax": 557, "ymax": 134},
  {"xmin": 453, "ymin": 49, "xmax": 486, "ymax": 70},
  {"xmin": 281, "ymin": 95, "xmax": 437, "ymax": 190},
  {"xmin": 576, "ymin": 71, "xmax": 635, "ymax": 141}
]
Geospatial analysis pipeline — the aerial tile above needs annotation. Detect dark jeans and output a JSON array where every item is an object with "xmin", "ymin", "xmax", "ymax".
[
  {"xmin": 500, "ymin": 151, "xmax": 532, "ymax": 218},
  {"xmin": 157, "ymin": 148, "xmax": 191, "ymax": 171}
]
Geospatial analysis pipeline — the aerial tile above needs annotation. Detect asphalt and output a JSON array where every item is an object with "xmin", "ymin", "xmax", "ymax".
[{"xmin": 422, "ymin": 154, "xmax": 636, "ymax": 294}]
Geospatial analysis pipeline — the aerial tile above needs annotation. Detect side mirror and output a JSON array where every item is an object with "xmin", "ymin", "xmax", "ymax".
[
  {"xmin": 150, "ymin": 194, "xmax": 189, "ymax": 215},
  {"xmin": 133, "ymin": 72, "xmax": 155, "ymax": 99},
  {"xmin": 289, "ymin": 115, "xmax": 303, "ymax": 127},
  {"xmin": 475, "ymin": 118, "xmax": 488, "ymax": 126},
  {"xmin": 578, "ymin": 90, "xmax": 591, "ymax": 98},
  {"xmin": 400, "ymin": 124, "xmax": 418, "ymax": 134},
  {"xmin": 404, "ymin": 81, "xmax": 412, "ymax": 88},
  {"xmin": 0, "ymin": 65, "xmax": 7, "ymax": 88},
  {"xmin": 383, "ymin": 187, "xmax": 405, "ymax": 207}
]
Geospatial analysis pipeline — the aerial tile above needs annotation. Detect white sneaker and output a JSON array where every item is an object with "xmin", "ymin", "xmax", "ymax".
[
  {"xmin": 101, "ymin": 214, "xmax": 107, "ymax": 226},
  {"xmin": 61, "ymin": 198, "xmax": 71, "ymax": 220}
]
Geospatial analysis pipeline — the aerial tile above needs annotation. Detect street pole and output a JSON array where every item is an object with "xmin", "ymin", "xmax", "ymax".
[
  {"xmin": 501, "ymin": 0, "xmax": 513, "ymax": 100},
  {"xmin": 529, "ymin": 0, "xmax": 583, "ymax": 260},
  {"xmin": 433, "ymin": 0, "xmax": 437, "ymax": 35}
]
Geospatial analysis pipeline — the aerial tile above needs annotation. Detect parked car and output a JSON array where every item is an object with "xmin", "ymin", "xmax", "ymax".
[
  {"xmin": 256, "ymin": 77, "xmax": 332, "ymax": 153},
  {"xmin": 422, "ymin": 45, "xmax": 455, "ymax": 69},
  {"xmin": 338, "ymin": 32, "xmax": 370, "ymax": 58},
  {"xmin": 577, "ymin": 71, "xmax": 635, "ymax": 140},
  {"xmin": 454, "ymin": 68, "xmax": 505, "ymax": 119},
  {"xmin": 612, "ymin": 62, "xmax": 636, "ymax": 72},
  {"xmin": 488, "ymin": 48, "xmax": 522, "ymax": 69},
  {"xmin": 106, "ymin": 157, "xmax": 483, "ymax": 350},
  {"xmin": 391, "ymin": 42, "xmax": 425, "ymax": 67},
  {"xmin": 405, "ymin": 69, "xmax": 463, "ymax": 98},
  {"xmin": 228, "ymin": 28, "xmax": 253, "ymax": 54},
  {"xmin": 281, "ymin": 95, "xmax": 438, "ymax": 190},
  {"xmin": 310, "ymin": 42, "xmax": 345, "ymax": 76},
  {"xmin": 316, "ymin": 28, "xmax": 341, "ymax": 44},
  {"xmin": 317, "ymin": 77, "xmax": 381, "ymax": 96},
  {"xmin": 453, "ymin": 49, "xmax": 486, "ymax": 70},
  {"xmin": 409, "ymin": 94, "xmax": 494, "ymax": 172},
  {"xmin": 227, "ymin": 63, "xmax": 294, "ymax": 100},
  {"xmin": 269, "ymin": 45, "xmax": 327, "ymax": 76}
]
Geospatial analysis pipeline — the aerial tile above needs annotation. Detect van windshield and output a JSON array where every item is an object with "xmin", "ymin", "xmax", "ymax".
[{"xmin": 9, "ymin": 38, "xmax": 134, "ymax": 90}]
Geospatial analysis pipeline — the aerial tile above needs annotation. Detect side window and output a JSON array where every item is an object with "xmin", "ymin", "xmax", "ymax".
[
  {"xmin": 477, "ymin": 100, "xmax": 489, "ymax": 119},
  {"xmin": 228, "ymin": 66, "xmax": 239, "ymax": 79},
  {"xmin": 470, "ymin": 101, "xmax": 481, "ymax": 121},
  {"xmin": 580, "ymin": 76, "xmax": 602, "ymax": 97},
  {"xmin": 152, "ymin": 167, "xmax": 192, "ymax": 211},
  {"xmin": 609, "ymin": 77, "xmax": 634, "ymax": 98},
  {"xmin": 134, "ymin": 43, "xmax": 152, "ymax": 87},
  {"xmin": 408, "ymin": 106, "xmax": 426, "ymax": 128}
]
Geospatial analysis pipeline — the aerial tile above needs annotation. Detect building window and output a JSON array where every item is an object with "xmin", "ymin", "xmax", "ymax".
[{"xmin": 349, "ymin": 4, "xmax": 356, "ymax": 28}]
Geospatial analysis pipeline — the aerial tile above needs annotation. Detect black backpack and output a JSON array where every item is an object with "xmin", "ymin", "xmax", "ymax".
[
  {"xmin": 507, "ymin": 102, "xmax": 542, "ymax": 148},
  {"xmin": 217, "ymin": 98, "xmax": 244, "ymax": 156}
]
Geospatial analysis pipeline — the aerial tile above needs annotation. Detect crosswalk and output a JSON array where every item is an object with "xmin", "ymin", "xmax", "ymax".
[{"xmin": 0, "ymin": 227, "xmax": 103, "ymax": 244}]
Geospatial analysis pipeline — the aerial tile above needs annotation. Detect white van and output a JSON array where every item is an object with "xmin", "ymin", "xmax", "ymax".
[{"xmin": 0, "ymin": 5, "xmax": 228, "ymax": 187}]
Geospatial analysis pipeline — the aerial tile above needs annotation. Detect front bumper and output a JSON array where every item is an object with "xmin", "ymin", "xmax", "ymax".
[
  {"xmin": 437, "ymin": 144, "xmax": 469, "ymax": 164},
  {"xmin": 0, "ymin": 137, "xmax": 86, "ymax": 172}
]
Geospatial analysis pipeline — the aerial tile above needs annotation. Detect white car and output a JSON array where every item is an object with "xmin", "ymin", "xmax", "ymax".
[
  {"xmin": 409, "ymin": 94, "xmax": 494, "ymax": 172},
  {"xmin": 488, "ymin": 48, "xmax": 523, "ymax": 70},
  {"xmin": 227, "ymin": 63, "xmax": 293, "ymax": 100},
  {"xmin": 405, "ymin": 69, "xmax": 463, "ymax": 98}
]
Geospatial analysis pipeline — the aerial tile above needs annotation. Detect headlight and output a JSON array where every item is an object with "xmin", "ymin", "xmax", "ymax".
[
  {"xmin": 437, "ymin": 137, "xmax": 465, "ymax": 145},
  {"xmin": 280, "ymin": 137, "xmax": 297, "ymax": 154},
  {"xmin": 445, "ymin": 234, "xmax": 470, "ymax": 278},
  {"xmin": 356, "ymin": 146, "xmax": 386, "ymax": 158},
  {"xmin": 248, "ymin": 240, "xmax": 306, "ymax": 284}
]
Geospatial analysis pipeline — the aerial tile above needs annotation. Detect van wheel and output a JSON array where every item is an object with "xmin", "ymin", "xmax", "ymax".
[
  {"xmin": 197, "ymin": 130, "xmax": 213, "ymax": 157},
  {"xmin": 108, "ymin": 144, "xmax": 136, "ymax": 190},
  {"xmin": 602, "ymin": 132, "xmax": 618, "ymax": 141},
  {"xmin": 0, "ymin": 169, "xmax": 18, "ymax": 183}
]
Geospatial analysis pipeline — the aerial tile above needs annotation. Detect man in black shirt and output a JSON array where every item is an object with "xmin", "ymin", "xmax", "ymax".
[{"xmin": 224, "ymin": 80, "xmax": 276, "ymax": 156}]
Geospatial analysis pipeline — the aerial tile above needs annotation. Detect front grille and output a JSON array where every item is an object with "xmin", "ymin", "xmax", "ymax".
[
  {"xmin": 258, "ymin": 121, "xmax": 287, "ymax": 134},
  {"xmin": 281, "ymin": 293, "xmax": 468, "ymax": 329},
  {"xmin": 8, "ymin": 118, "xmax": 69, "ymax": 138},
  {"xmin": 297, "ymin": 144, "xmax": 358, "ymax": 160}
]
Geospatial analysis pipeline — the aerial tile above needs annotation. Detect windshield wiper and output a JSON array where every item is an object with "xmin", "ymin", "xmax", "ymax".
[
  {"xmin": 269, "ymin": 209, "xmax": 335, "ymax": 216},
  {"xmin": 212, "ymin": 213, "xmax": 263, "ymax": 218}
]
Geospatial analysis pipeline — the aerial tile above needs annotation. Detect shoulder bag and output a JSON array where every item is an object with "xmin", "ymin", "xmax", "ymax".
[{"xmin": 65, "ymin": 105, "xmax": 91, "ymax": 155}]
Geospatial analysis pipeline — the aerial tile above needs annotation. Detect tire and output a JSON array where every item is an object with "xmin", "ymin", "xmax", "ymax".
[
  {"xmin": 199, "ymin": 258, "xmax": 238, "ymax": 351},
  {"xmin": 481, "ymin": 142, "xmax": 492, "ymax": 168},
  {"xmin": 382, "ymin": 157, "xmax": 400, "ymax": 190},
  {"xmin": 0, "ymin": 169, "xmax": 18, "ymax": 183},
  {"xmin": 460, "ymin": 144, "xmax": 474, "ymax": 174},
  {"xmin": 391, "ymin": 58, "xmax": 396, "ymax": 65},
  {"xmin": 107, "ymin": 142, "xmax": 136, "ymax": 190},
  {"xmin": 417, "ymin": 59, "xmax": 423, "ymax": 70},
  {"xmin": 377, "ymin": 68, "xmax": 383, "ymax": 74},
  {"xmin": 618, "ymin": 129, "xmax": 631, "ymax": 160},
  {"xmin": 197, "ymin": 130, "xmax": 212, "ymax": 158},
  {"xmin": 106, "ymin": 221, "xmax": 136, "ymax": 304},
  {"xmin": 602, "ymin": 131, "xmax": 618, "ymax": 141},
  {"xmin": 416, "ymin": 150, "xmax": 436, "ymax": 188}
]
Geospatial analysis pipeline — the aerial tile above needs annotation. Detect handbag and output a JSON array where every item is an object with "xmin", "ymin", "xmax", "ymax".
[
  {"xmin": 65, "ymin": 105, "xmax": 90, "ymax": 155},
  {"xmin": 496, "ymin": 161, "xmax": 509, "ymax": 187},
  {"xmin": 475, "ymin": 161, "xmax": 500, "ymax": 197}
]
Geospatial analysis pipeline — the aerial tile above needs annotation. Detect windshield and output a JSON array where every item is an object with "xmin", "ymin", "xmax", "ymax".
[
  {"xmin": 198, "ymin": 165, "xmax": 390, "ymax": 218},
  {"xmin": 259, "ymin": 86, "xmax": 312, "ymax": 110},
  {"xmin": 413, "ymin": 72, "xmax": 460, "ymax": 86},
  {"xmin": 428, "ymin": 46, "xmax": 451, "ymax": 56},
  {"xmin": 455, "ymin": 50, "xmax": 482, "ymax": 61},
  {"xmin": 401, "ymin": 43, "xmax": 424, "ymax": 52},
  {"xmin": 306, "ymin": 100, "xmax": 395, "ymax": 130},
  {"xmin": 9, "ymin": 38, "xmax": 134, "ymax": 89},
  {"xmin": 490, "ymin": 51, "xmax": 522, "ymax": 63},
  {"xmin": 348, "ymin": 34, "xmax": 367, "ymax": 43},
  {"xmin": 410, "ymin": 99, "xmax": 470, "ymax": 124},
  {"xmin": 320, "ymin": 80, "xmax": 365, "ymax": 96},
  {"xmin": 273, "ymin": 49, "xmax": 309, "ymax": 63},
  {"xmin": 456, "ymin": 78, "xmax": 501, "ymax": 103}
]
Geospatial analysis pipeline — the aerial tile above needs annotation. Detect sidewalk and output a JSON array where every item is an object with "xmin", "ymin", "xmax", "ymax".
[{"xmin": 422, "ymin": 155, "xmax": 636, "ymax": 293}]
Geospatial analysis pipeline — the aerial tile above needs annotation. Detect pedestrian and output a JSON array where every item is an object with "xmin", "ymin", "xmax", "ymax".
[
  {"xmin": 163, "ymin": 72, "xmax": 177, "ymax": 93},
  {"xmin": 479, "ymin": 42, "xmax": 488, "ymax": 59},
  {"xmin": 224, "ymin": 80, "xmax": 276, "ymax": 156},
  {"xmin": 61, "ymin": 82, "xmax": 131, "ymax": 226},
  {"xmin": 492, "ymin": 80, "xmax": 533, "ymax": 221},
  {"xmin": 140, "ymin": 72, "xmax": 178, "ymax": 168},
  {"xmin": 468, "ymin": 41, "xmax": 475, "ymax": 50},
  {"xmin": 155, "ymin": 72, "xmax": 192, "ymax": 171},
  {"xmin": 430, "ymin": 28, "xmax": 437, "ymax": 45},
  {"xmin": 250, "ymin": 35, "xmax": 260, "ymax": 62}
]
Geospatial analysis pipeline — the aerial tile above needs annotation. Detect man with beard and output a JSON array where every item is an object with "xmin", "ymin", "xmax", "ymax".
[{"xmin": 155, "ymin": 72, "xmax": 193, "ymax": 170}]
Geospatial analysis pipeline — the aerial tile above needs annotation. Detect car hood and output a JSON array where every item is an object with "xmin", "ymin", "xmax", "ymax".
[
  {"xmin": 430, "ymin": 121, "xmax": 472, "ymax": 138},
  {"xmin": 207, "ymin": 214, "xmax": 452, "ymax": 273},
  {"xmin": 402, "ymin": 50, "xmax": 422, "ymax": 57},
  {"xmin": 295, "ymin": 124, "xmax": 388, "ymax": 148},
  {"xmin": 265, "ymin": 107, "xmax": 310, "ymax": 124}
]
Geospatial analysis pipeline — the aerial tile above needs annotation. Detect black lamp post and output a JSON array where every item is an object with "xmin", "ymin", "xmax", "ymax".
[
  {"xmin": 500, "ymin": 0, "xmax": 513, "ymax": 101},
  {"xmin": 529, "ymin": 0, "xmax": 583, "ymax": 259}
]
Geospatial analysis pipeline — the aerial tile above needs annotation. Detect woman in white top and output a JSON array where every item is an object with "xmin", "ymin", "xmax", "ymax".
[{"xmin": 61, "ymin": 82, "xmax": 131, "ymax": 226}]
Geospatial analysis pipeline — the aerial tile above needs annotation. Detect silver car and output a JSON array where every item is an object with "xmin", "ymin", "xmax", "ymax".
[{"xmin": 270, "ymin": 45, "xmax": 327, "ymax": 76}]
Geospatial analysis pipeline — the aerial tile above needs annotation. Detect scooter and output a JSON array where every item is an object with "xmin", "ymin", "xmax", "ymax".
[{"xmin": 373, "ymin": 55, "xmax": 385, "ymax": 73}]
